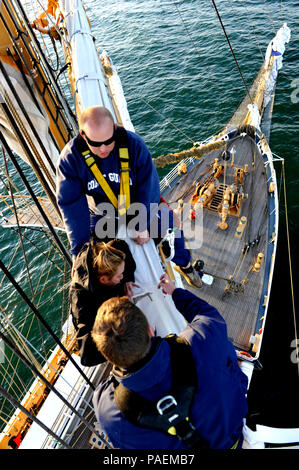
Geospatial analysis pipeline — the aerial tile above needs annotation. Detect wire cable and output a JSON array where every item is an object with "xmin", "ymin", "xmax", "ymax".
[{"xmin": 211, "ymin": 0, "xmax": 253, "ymax": 103}]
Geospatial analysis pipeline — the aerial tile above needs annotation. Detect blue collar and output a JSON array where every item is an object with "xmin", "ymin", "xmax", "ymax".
[{"xmin": 113, "ymin": 338, "xmax": 172, "ymax": 397}]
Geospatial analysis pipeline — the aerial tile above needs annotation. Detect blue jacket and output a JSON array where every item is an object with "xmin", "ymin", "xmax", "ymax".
[
  {"xmin": 92, "ymin": 288, "xmax": 248, "ymax": 449},
  {"xmin": 56, "ymin": 130, "xmax": 161, "ymax": 256}
]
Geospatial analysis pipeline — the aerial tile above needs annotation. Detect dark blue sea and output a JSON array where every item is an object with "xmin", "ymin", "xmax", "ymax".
[{"xmin": 0, "ymin": 0, "xmax": 298, "ymax": 437}]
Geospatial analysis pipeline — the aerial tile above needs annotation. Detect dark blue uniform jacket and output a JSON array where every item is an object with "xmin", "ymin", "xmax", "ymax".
[
  {"xmin": 56, "ymin": 131, "xmax": 160, "ymax": 256},
  {"xmin": 92, "ymin": 288, "xmax": 248, "ymax": 449}
]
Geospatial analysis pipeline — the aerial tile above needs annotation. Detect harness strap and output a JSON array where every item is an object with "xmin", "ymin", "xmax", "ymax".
[
  {"xmin": 113, "ymin": 335, "xmax": 209, "ymax": 449},
  {"xmin": 81, "ymin": 126, "xmax": 131, "ymax": 213},
  {"xmin": 118, "ymin": 146, "xmax": 130, "ymax": 215},
  {"xmin": 83, "ymin": 149, "xmax": 118, "ymax": 208}
]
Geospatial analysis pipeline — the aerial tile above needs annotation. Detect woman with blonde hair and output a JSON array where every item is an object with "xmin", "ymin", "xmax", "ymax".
[{"xmin": 70, "ymin": 238, "xmax": 138, "ymax": 366}]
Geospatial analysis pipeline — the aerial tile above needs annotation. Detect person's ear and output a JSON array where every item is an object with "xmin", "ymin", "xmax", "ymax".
[{"xmin": 99, "ymin": 275, "xmax": 109, "ymax": 285}]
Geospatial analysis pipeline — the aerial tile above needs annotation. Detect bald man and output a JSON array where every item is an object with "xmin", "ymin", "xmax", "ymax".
[{"xmin": 56, "ymin": 106, "xmax": 202, "ymax": 288}]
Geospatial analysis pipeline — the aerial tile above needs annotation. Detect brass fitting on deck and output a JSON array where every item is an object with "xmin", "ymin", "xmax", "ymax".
[{"xmin": 252, "ymin": 253, "xmax": 264, "ymax": 272}]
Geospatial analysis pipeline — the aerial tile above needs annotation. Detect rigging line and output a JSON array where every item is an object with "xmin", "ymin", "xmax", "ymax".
[
  {"xmin": 8, "ymin": 279, "xmax": 71, "ymax": 316},
  {"xmin": 262, "ymin": 0, "xmax": 277, "ymax": 35},
  {"xmin": 0, "ymin": 226, "xmax": 64, "ymax": 274},
  {"xmin": 0, "ymin": 412, "xmax": 16, "ymax": 428},
  {"xmin": 0, "ymin": 278, "xmax": 40, "ymax": 357},
  {"xmin": 234, "ymin": 246, "xmax": 249, "ymax": 281},
  {"xmin": 210, "ymin": 0, "xmax": 253, "ymax": 103},
  {"xmin": 29, "ymin": 226, "xmax": 69, "ymax": 265},
  {"xmin": 0, "ymin": 385, "xmax": 72, "ymax": 449},
  {"xmin": 0, "ymin": 171, "xmax": 10, "ymax": 192},
  {"xmin": 0, "ymin": 351, "xmax": 31, "ymax": 416},
  {"xmin": 2, "ymin": 149, "xmax": 34, "ymax": 298},
  {"xmin": 0, "ymin": 239, "xmax": 21, "ymax": 290},
  {"xmin": 0, "ymin": 331, "xmax": 112, "ymax": 449},
  {"xmin": 282, "ymin": 160, "xmax": 298, "ymax": 376},
  {"xmin": 231, "ymin": 245, "xmax": 248, "ymax": 280},
  {"xmin": 0, "ymin": 310, "xmax": 96, "ymax": 415},
  {"xmin": 0, "ymin": 127, "xmax": 72, "ymax": 266},
  {"xmin": 27, "ymin": 226, "xmax": 69, "ymax": 263},
  {"xmin": 29, "ymin": 0, "xmax": 60, "ymax": 73},
  {"xmin": 13, "ymin": 0, "xmax": 77, "ymax": 131},
  {"xmin": 243, "ymin": 138, "xmax": 255, "ymax": 246},
  {"xmin": 0, "ymin": 165, "xmax": 50, "ymax": 225},
  {"xmin": 0, "ymin": 350, "xmax": 26, "ymax": 397},
  {"xmin": 32, "ymin": 0, "xmax": 71, "ymax": 48},
  {"xmin": 30, "ymin": 245, "xmax": 55, "ymax": 358},
  {"xmin": 226, "ymin": 0, "xmax": 264, "ymax": 60},
  {"xmin": 138, "ymin": 96, "xmax": 195, "ymax": 145},
  {"xmin": 0, "ymin": 351, "xmax": 28, "ymax": 399},
  {"xmin": 0, "ymin": 259, "xmax": 95, "ymax": 390},
  {"xmin": 0, "ymin": 306, "xmax": 43, "ymax": 373},
  {"xmin": 1, "ymin": 276, "xmax": 70, "ymax": 321},
  {"xmin": 0, "ymin": 239, "xmax": 53, "ymax": 360},
  {"xmin": 238, "ymin": 0, "xmax": 264, "ymax": 60},
  {"xmin": 172, "ymin": 0, "xmax": 201, "ymax": 56}
]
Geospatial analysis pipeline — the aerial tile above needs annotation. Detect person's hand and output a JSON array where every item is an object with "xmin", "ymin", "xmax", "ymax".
[
  {"xmin": 124, "ymin": 281, "xmax": 140, "ymax": 299},
  {"xmin": 131, "ymin": 230, "xmax": 150, "ymax": 245},
  {"xmin": 158, "ymin": 273, "xmax": 176, "ymax": 295}
]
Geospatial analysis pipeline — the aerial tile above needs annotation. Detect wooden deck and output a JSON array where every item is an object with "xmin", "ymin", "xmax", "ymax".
[{"xmin": 163, "ymin": 132, "xmax": 272, "ymax": 352}]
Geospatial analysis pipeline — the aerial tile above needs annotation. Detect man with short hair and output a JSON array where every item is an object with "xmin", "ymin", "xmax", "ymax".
[
  {"xmin": 92, "ymin": 274, "xmax": 248, "ymax": 449},
  {"xmin": 56, "ymin": 105, "xmax": 202, "ymax": 287}
]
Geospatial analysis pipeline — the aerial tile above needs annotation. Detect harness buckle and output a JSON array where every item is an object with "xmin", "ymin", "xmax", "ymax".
[{"xmin": 156, "ymin": 395, "xmax": 177, "ymax": 416}]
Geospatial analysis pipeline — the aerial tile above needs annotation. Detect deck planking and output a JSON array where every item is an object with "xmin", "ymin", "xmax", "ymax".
[{"xmin": 163, "ymin": 133, "xmax": 270, "ymax": 352}]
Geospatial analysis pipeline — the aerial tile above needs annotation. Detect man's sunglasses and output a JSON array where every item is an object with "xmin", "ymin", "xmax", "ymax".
[{"xmin": 81, "ymin": 129, "xmax": 116, "ymax": 147}]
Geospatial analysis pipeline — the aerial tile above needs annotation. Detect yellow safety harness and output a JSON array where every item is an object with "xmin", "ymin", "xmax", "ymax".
[{"xmin": 81, "ymin": 127, "xmax": 131, "ymax": 216}]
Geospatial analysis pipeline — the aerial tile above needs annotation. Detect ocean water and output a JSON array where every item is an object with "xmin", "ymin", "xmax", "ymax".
[{"xmin": 0, "ymin": 0, "xmax": 298, "ymax": 435}]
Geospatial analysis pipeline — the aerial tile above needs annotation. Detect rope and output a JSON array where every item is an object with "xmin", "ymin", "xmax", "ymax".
[
  {"xmin": 0, "ymin": 304, "xmax": 43, "ymax": 373},
  {"xmin": 153, "ymin": 139, "xmax": 226, "ymax": 168},
  {"xmin": 172, "ymin": 0, "xmax": 202, "ymax": 57},
  {"xmin": 262, "ymin": 0, "xmax": 277, "ymax": 35},
  {"xmin": 1, "ymin": 225, "xmax": 65, "ymax": 274},
  {"xmin": 0, "ymin": 310, "xmax": 96, "ymax": 417},
  {"xmin": 210, "ymin": 0, "xmax": 253, "ymax": 103},
  {"xmin": 138, "ymin": 96, "xmax": 195, "ymax": 145},
  {"xmin": 0, "ymin": 330, "xmax": 112, "ymax": 448},
  {"xmin": 238, "ymin": 0, "xmax": 264, "ymax": 60},
  {"xmin": 0, "ymin": 259, "xmax": 94, "ymax": 390},
  {"xmin": 2, "ymin": 149, "xmax": 35, "ymax": 298}
]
